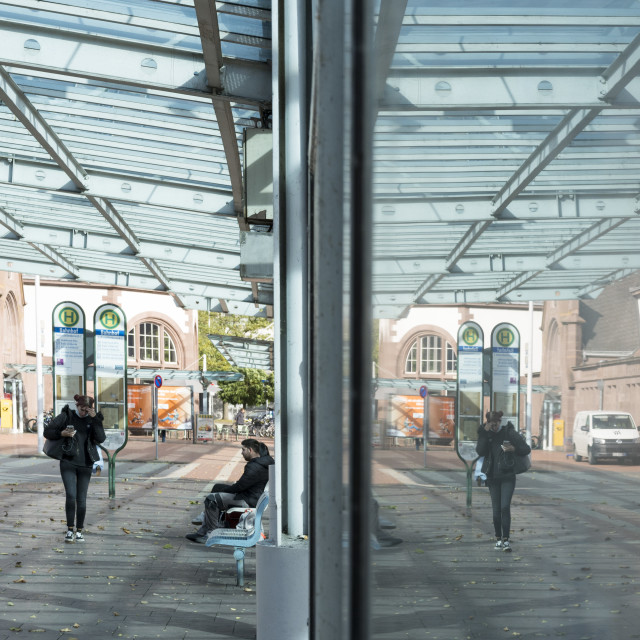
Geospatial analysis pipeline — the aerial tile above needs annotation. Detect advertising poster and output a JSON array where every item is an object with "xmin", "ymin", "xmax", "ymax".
[
  {"xmin": 196, "ymin": 414, "xmax": 215, "ymax": 442},
  {"xmin": 389, "ymin": 395, "xmax": 454, "ymax": 444},
  {"xmin": 128, "ymin": 384, "xmax": 153, "ymax": 429},
  {"xmin": 127, "ymin": 385, "xmax": 193, "ymax": 432},
  {"xmin": 158, "ymin": 386, "xmax": 193, "ymax": 430},
  {"xmin": 52, "ymin": 302, "xmax": 85, "ymax": 415}
]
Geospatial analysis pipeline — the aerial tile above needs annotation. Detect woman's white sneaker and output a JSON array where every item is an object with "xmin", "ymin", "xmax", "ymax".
[
  {"xmin": 75, "ymin": 531, "xmax": 85, "ymax": 542},
  {"xmin": 64, "ymin": 530, "xmax": 74, "ymax": 543},
  {"xmin": 502, "ymin": 540, "xmax": 512, "ymax": 552},
  {"xmin": 494, "ymin": 539, "xmax": 503, "ymax": 550}
]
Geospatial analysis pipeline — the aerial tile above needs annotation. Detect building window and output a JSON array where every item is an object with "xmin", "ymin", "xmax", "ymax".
[
  {"xmin": 404, "ymin": 334, "xmax": 456, "ymax": 376},
  {"xmin": 420, "ymin": 335, "xmax": 441, "ymax": 373},
  {"xmin": 164, "ymin": 333, "xmax": 177, "ymax": 364},
  {"xmin": 446, "ymin": 342, "xmax": 457, "ymax": 373},
  {"xmin": 127, "ymin": 330, "xmax": 135, "ymax": 359},
  {"xmin": 405, "ymin": 341, "xmax": 417, "ymax": 373},
  {"xmin": 127, "ymin": 322, "xmax": 180, "ymax": 367},
  {"xmin": 139, "ymin": 322, "xmax": 159, "ymax": 362}
]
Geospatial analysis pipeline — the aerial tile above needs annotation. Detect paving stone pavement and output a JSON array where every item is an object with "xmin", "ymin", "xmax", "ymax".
[
  {"xmin": 1, "ymin": 434, "xmax": 639, "ymax": 639},
  {"xmin": 0, "ymin": 435, "xmax": 260, "ymax": 640}
]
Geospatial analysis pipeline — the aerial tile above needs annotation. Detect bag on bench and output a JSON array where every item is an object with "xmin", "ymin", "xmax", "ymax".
[{"xmin": 223, "ymin": 508, "xmax": 254, "ymax": 529}]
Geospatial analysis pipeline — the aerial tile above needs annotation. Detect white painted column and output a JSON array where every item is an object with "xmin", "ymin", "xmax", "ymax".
[
  {"xmin": 256, "ymin": 0, "xmax": 310, "ymax": 636},
  {"xmin": 35, "ymin": 275, "xmax": 44, "ymax": 452},
  {"xmin": 525, "ymin": 301, "xmax": 533, "ymax": 445}
]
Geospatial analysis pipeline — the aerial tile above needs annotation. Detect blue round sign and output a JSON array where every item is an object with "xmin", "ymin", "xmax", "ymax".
[
  {"xmin": 154, "ymin": 375, "xmax": 163, "ymax": 389},
  {"xmin": 419, "ymin": 385, "xmax": 428, "ymax": 398}
]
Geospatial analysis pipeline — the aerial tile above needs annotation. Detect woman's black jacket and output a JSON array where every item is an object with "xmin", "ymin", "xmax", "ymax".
[
  {"xmin": 476, "ymin": 422, "xmax": 530, "ymax": 481},
  {"xmin": 44, "ymin": 405, "xmax": 106, "ymax": 468}
]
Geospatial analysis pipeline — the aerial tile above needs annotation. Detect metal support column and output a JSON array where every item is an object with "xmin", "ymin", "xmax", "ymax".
[
  {"xmin": 348, "ymin": 0, "xmax": 375, "ymax": 639},
  {"xmin": 35, "ymin": 275, "xmax": 44, "ymax": 453},
  {"xmin": 256, "ymin": 0, "xmax": 310, "ymax": 637},
  {"xmin": 310, "ymin": 0, "xmax": 346, "ymax": 637}
]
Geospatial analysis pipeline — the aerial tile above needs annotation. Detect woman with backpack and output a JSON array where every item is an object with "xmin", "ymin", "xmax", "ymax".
[{"xmin": 476, "ymin": 410, "xmax": 531, "ymax": 553}]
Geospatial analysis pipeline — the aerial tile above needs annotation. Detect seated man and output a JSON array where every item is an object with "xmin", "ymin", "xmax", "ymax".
[{"xmin": 186, "ymin": 439, "xmax": 273, "ymax": 543}]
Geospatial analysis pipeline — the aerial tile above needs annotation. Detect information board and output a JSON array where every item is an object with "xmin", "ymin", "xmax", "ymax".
[
  {"xmin": 491, "ymin": 322, "xmax": 520, "ymax": 430},
  {"xmin": 52, "ymin": 302, "xmax": 85, "ymax": 416},
  {"xmin": 94, "ymin": 304, "xmax": 127, "ymax": 450},
  {"xmin": 456, "ymin": 321, "xmax": 484, "ymax": 460}
]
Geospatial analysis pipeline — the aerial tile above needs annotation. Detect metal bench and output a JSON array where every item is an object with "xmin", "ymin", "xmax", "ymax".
[{"xmin": 205, "ymin": 491, "xmax": 269, "ymax": 587}]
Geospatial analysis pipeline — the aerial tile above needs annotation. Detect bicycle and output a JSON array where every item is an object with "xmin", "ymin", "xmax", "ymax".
[
  {"xmin": 519, "ymin": 430, "xmax": 540, "ymax": 449},
  {"xmin": 259, "ymin": 420, "xmax": 275, "ymax": 438},
  {"xmin": 26, "ymin": 409, "xmax": 54, "ymax": 433}
]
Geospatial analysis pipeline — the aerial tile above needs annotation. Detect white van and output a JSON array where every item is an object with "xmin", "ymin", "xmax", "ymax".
[{"xmin": 572, "ymin": 411, "xmax": 640, "ymax": 464}]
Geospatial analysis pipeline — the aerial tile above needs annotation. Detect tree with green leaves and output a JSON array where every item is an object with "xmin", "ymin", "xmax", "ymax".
[
  {"xmin": 218, "ymin": 368, "xmax": 274, "ymax": 408},
  {"xmin": 198, "ymin": 311, "xmax": 273, "ymax": 372}
]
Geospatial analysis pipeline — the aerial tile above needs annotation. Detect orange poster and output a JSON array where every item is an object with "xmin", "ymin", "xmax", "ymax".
[
  {"xmin": 157, "ymin": 386, "xmax": 193, "ymax": 430},
  {"xmin": 390, "ymin": 395, "xmax": 454, "ymax": 444},
  {"xmin": 127, "ymin": 385, "xmax": 193, "ymax": 431},
  {"xmin": 128, "ymin": 385, "xmax": 152, "ymax": 429}
]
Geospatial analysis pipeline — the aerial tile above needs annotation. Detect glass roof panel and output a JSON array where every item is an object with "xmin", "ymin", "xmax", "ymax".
[{"xmin": 0, "ymin": 0, "xmax": 272, "ymax": 315}]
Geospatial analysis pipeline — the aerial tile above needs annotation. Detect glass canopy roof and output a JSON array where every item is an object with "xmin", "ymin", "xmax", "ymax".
[
  {"xmin": 208, "ymin": 333, "xmax": 273, "ymax": 371},
  {"xmin": 0, "ymin": 0, "xmax": 271, "ymax": 316},
  {"xmin": 372, "ymin": 0, "xmax": 640, "ymax": 318},
  {"xmin": 1, "ymin": 1, "xmax": 639, "ymax": 322}
]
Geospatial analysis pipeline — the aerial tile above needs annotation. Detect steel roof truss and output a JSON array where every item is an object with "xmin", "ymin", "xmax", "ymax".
[
  {"xmin": 545, "ymin": 216, "xmax": 632, "ymax": 266},
  {"xmin": 0, "ymin": 66, "xmax": 87, "ymax": 190},
  {"xmin": 0, "ymin": 205, "xmax": 25, "ymax": 238},
  {"xmin": 491, "ymin": 108, "xmax": 600, "ymax": 216},
  {"xmin": 0, "ymin": 158, "xmax": 235, "ymax": 215},
  {"xmin": 599, "ymin": 32, "xmax": 640, "ymax": 100},
  {"xmin": 28, "ymin": 242, "xmax": 78, "ymax": 278},
  {"xmin": 381, "ymin": 73, "xmax": 640, "ymax": 111},
  {"xmin": 86, "ymin": 196, "xmax": 141, "ymax": 255},
  {"xmin": 374, "ymin": 194, "xmax": 640, "ymax": 224},
  {"xmin": 0, "ymin": 22, "xmax": 270, "ymax": 104},
  {"xmin": 194, "ymin": 0, "xmax": 246, "ymax": 225},
  {"xmin": 576, "ymin": 269, "xmax": 638, "ymax": 297},
  {"xmin": 1, "ymin": 0, "xmax": 202, "ymax": 36}
]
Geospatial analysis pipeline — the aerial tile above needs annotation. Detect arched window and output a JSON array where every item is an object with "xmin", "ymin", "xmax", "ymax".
[
  {"xmin": 404, "ymin": 334, "xmax": 457, "ymax": 375},
  {"xmin": 128, "ymin": 322, "xmax": 179, "ymax": 366},
  {"xmin": 1, "ymin": 293, "xmax": 19, "ymax": 363}
]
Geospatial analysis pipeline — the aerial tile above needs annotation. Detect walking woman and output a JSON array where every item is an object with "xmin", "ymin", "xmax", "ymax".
[
  {"xmin": 44, "ymin": 394, "xmax": 106, "ymax": 543},
  {"xmin": 475, "ymin": 410, "xmax": 530, "ymax": 552}
]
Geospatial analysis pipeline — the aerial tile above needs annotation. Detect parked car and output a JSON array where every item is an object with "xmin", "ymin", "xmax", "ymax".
[{"xmin": 572, "ymin": 411, "xmax": 640, "ymax": 465}]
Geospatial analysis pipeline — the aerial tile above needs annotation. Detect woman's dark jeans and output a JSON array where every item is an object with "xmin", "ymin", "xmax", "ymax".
[
  {"xmin": 60, "ymin": 460, "xmax": 93, "ymax": 529},
  {"xmin": 487, "ymin": 475, "xmax": 516, "ymax": 539}
]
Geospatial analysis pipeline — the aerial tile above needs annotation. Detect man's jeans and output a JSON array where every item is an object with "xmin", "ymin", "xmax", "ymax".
[{"xmin": 198, "ymin": 492, "xmax": 250, "ymax": 535}]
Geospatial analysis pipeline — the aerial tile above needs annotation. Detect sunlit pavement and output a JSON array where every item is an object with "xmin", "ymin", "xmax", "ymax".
[
  {"xmin": 1, "ymin": 434, "xmax": 639, "ymax": 639},
  {"xmin": 370, "ymin": 444, "xmax": 640, "ymax": 640}
]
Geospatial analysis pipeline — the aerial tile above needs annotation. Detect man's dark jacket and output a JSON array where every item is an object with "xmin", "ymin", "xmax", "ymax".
[{"xmin": 212, "ymin": 454, "xmax": 274, "ymax": 507}]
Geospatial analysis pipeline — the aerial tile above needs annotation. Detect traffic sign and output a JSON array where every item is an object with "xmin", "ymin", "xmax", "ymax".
[
  {"xmin": 154, "ymin": 375, "xmax": 163, "ymax": 389},
  {"xmin": 419, "ymin": 385, "xmax": 428, "ymax": 398}
]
